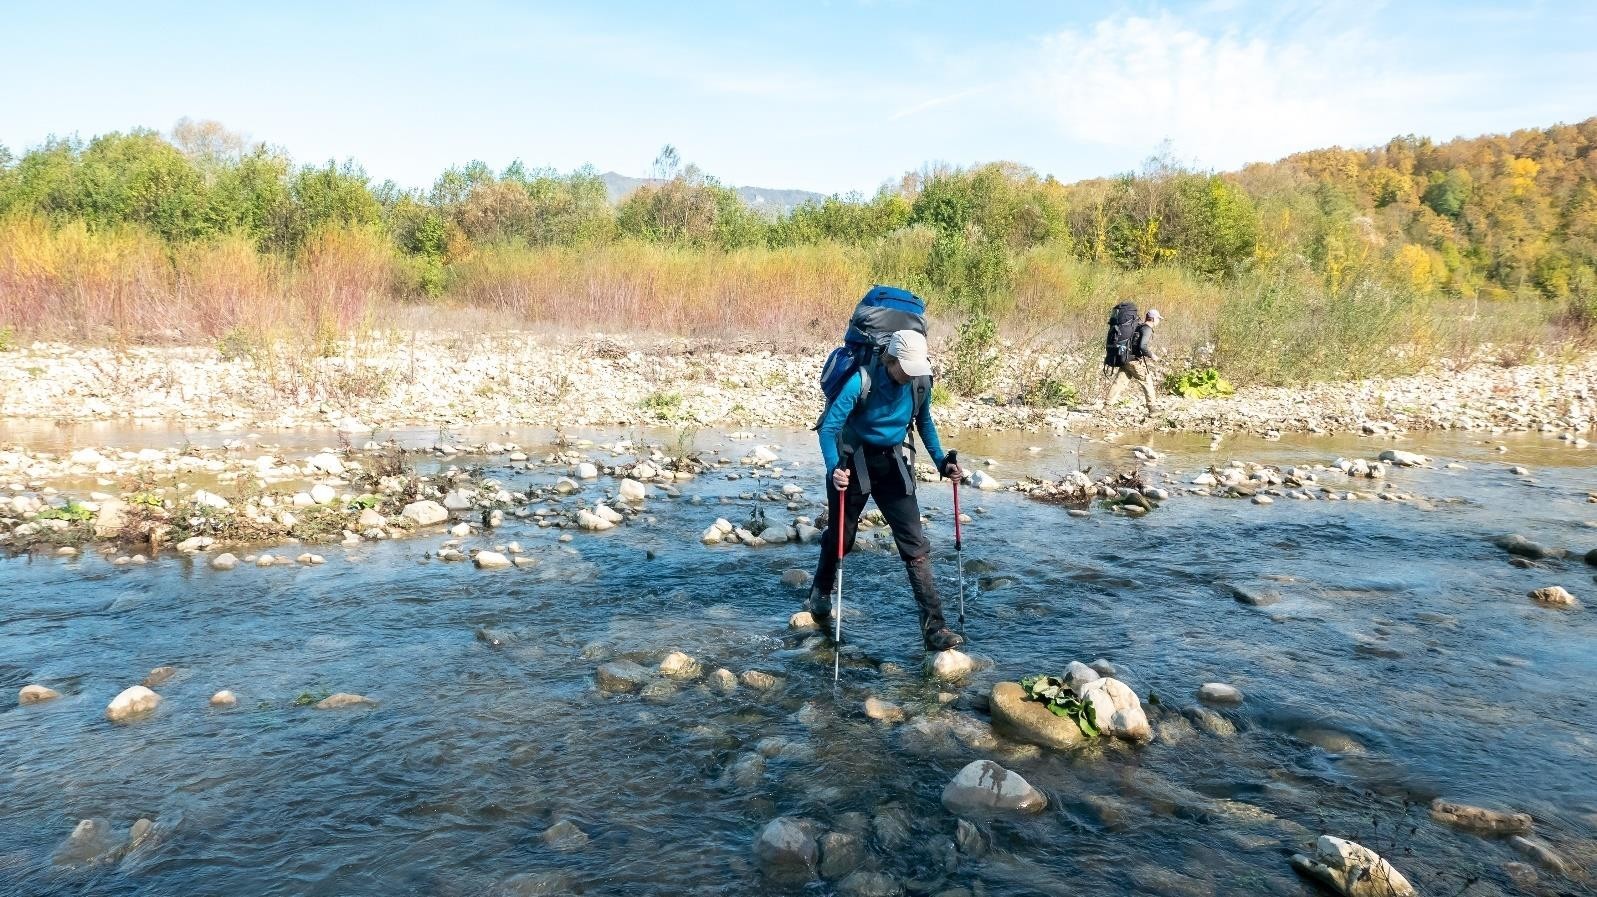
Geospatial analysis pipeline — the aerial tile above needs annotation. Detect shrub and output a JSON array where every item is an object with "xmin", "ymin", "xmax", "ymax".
[
  {"xmin": 940, "ymin": 313, "xmax": 1000, "ymax": 395},
  {"xmin": 1164, "ymin": 367, "xmax": 1235, "ymax": 398},
  {"xmin": 1020, "ymin": 376, "xmax": 1077, "ymax": 407}
]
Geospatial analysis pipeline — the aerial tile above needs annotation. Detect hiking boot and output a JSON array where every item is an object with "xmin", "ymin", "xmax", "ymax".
[
  {"xmin": 806, "ymin": 585, "xmax": 841, "ymax": 644},
  {"xmin": 925, "ymin": 627, "xmax": 965, "ymax": 652}
]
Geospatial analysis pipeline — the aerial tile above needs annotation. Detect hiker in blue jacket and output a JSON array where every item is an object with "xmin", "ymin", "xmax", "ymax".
[{"xmin": 808, "ymin": 329, "xmax": 966, "ymax": 652}]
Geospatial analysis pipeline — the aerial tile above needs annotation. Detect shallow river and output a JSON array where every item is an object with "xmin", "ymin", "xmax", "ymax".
[{"xmin": 2, "ymin": 423, "xmax": 1595, "ymax": 896}]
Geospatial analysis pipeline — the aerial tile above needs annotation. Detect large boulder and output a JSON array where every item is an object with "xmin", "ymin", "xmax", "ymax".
[
  {"xmin": 618, "ymin": 478, "xmax": 648, "ymax": 502},
  {"xmin": 970, "ymin": 471, "xmax": 1001, "ymax": 491},
  {"xmin": 1290, "ymin": 836, "xmax": 1415, "ymax": 897},
  {"xmin": 105, "ymin": 686, "xmax": 162, "ymax": 722},
  {"xmin": 837, "ymin": 871, "xmax": 903, "ymax": 897},
  {"xmin": 989, "ymin": 681, "xmax": 1084, "ymax": 750},
  {"xmin": 1074, "ymin": 677, "xmax": 1152, "ymax": 742},
  {"xmin": 755, "ymin": 816, "xmax": 817, "ymax": 882},
  {"xmin": 51, "ymin": 818, "xmax": 121, "ymax": 865},
  {"xmin": 401, "ymin": 500, "xmax": 448, "ymax": 526},
  {"xmin": 940, "ymin": 760, "xmax": 1047, "ymax": 815},
  {"xmin": 1198, "ymin": 683, "xmax": 1244, "ymax": 705}
]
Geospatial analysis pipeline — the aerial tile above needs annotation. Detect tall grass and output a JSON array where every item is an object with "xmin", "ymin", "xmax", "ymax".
[{"xmin": 0, "ymin": 215, "xmax": 1571, "ymax": 388}]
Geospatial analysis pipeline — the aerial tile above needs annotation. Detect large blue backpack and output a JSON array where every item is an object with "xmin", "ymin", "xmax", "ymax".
[{"xmin": 814, "ymin": 285, "xmax": 930, "ymax": 430}]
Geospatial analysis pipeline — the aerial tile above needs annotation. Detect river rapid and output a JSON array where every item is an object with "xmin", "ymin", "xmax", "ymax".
[{"xmin": 2, "ymin": 423, "xmax": 1595, "ymax": 896}]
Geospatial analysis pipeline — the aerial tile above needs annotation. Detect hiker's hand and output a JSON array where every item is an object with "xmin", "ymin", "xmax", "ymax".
[
  {"xmin": 832, "ymin": 467, "xmax": 850, "ymax": 489},
  {"xmin": 942, "ymin": 459, "xmax": 963, "ymax": 480}
]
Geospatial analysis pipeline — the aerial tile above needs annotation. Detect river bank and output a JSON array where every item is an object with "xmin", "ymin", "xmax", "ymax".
[{"xmin": 1, "ymin": 335, "xmax": 1595, "ymax": 438}]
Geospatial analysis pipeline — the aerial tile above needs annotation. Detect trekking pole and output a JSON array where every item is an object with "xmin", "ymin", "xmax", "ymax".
[
  {"xmin": 949, "ymin": 451, "xmax": 966, "ymax": 634},
  {"xmin": 833, "ymin": 479, "xmax": 846, "ymax": 687}
]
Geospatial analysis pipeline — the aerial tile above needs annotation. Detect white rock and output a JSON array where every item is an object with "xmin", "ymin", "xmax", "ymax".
[
  {"xmin": 292, "ymin": 492, "xmax": 316, "ymax": 508},
  {"xmin": 1253, "ymin": 495, "xmax": 1275, "ymax": 505},
  {"xmin": 401, "ymin": 500, "xmax": 448, "ymax": 526},
  {"xmin": 927, "ymin": 649, "xmax": 975, "ymax": 681},
  {"xmin": 714, "ymin": 518, "xmax": 734, "ymax": 534},
  {"xmin": 210, "ymin": 553, "xmax": 238, "ymax": 570},
  {"xmin": 574, "ymin": 462, "xmax": 599, "ymax": 480},
  {"xmin": 450, "ymin": 522, "xmax": 472, "ymax": 537},
  {"xmin": 357, "ymin": 508, "xmax": 385, "ymax": 528},
  {"xmin": 297, "ymin": 553, "xmax": 325, "ymax": 565},
  {"xmin": 255, "ymin": 554, "xmax": 276, "ymax": 567},
  {"xmin": 1529, "ymin": 586, "xmax": 1579, "ymax": 608},
  {"xmin": 306, "ymin": 453, "xmax": 346, "ymax": 475},
  {"xmin": 314, "ymin": 693, "xmax": 376, "ymax": 710},
  {"xmin": 19, "ymin": 684, "xmax": 61, "ymax": 704},
  {"xmin": 442, "ymin": 488, "xmax": 476, "ymax": 511},
  {"xmin": 594, "ymin": 504, "xmax": 623, "ymax": 524},
  {"xmin": 310, "ymin": 484, "xmax": 337, "ymax": 505},
  {"xmin": 940, "ymin": 760, "xmax": 1046, "ymax": 814},
  {"xmin": 970, "ymin": 470, "xmax": 1001, "ymax": 491},
  {"xmin": 759, "ymin": 525, "xmax": 790, "ymax": 544},
  {"xmin": 1198, "ymin": 682, "xmax": 1244, "ymax": 705},
  {"xmin": 753, "ymin": 445, "xmax": 780, "ymax": 464},
  {"xmin": 577, "ymin": 509, "xmax": 614, "ymax": 531},
  {"xmin": 659, "ymin": 651, "xmax": 701, "ymax": 679},
  {"xmin": 192, "ymin": 489, "xmax": 230, "ymax": 510},
  {"xmin": 701, "ymin": 525, "xmax": 724, "ymax": 544},
  {"xmin": 1291, "ymin": 835, "xmax": 1415, "ymax": 897},
  {"xmin": 1074, "ymin": 677, "xmax": 1151, "ymax": 742},
  {"xmin": 474, "ymin": 550, "xmax": 512, "ymax": 569},
  {"xmin": 1377, "ymin": 449, "xmax": 1427, "ymax": 467},
  {"xmin": 210, "ymin": 690, "xmax": 237, "ymax": 707},
  {"xmin": 105, "ymin": 686, "xmax": 162, "ymax": 722},
  {"xmin": 554, "ymin": 477, "xmax": 581, "ymax": 494},
  {"xmin": 618, "ymin": 478, "xmax": 648, "ymax": 501}
]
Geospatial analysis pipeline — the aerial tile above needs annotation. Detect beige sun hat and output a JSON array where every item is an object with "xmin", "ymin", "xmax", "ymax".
[{"xmin": 886, "ymin": 330, "xmax": 933, "ymax": 377}]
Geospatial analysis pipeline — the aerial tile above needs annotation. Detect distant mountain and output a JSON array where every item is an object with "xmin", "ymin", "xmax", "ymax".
[{"xmin": 598, "ymin": 172, "xmax": 826, "ymax": 217}]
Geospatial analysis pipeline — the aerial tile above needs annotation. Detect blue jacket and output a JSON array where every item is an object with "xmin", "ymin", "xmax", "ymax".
[{"xmin": 819, "ymin": 370, "xmax": 946, "ymax": 473}]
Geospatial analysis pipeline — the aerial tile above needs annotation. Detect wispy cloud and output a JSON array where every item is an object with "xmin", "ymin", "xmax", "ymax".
[
  {"xmin": 1020, "ymin": 9, "xmax": 1477, "ymax": 169},
  {"xmin": 887, "ymin": 85, "xmax": 990, "ymax": 121}
]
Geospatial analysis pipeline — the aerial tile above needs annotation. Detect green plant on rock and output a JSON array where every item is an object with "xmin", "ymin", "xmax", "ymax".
[
  {"xmin": 1019, "ymin": 674, "xmax": 1100, "ymax": 737},
  {"xmin": 1163, "ymin": 366, "xmax": 1235, "ymax": 399},
  {"xmin": 349, "ymin": 494, "xmax": 381, "ymax": 510},
  {"xmin": 641, "ymin": 390, "xmax": 684, "ymax": 420},
  {"xmin": 292, "ymin": 690, "xmax": 331, "ymax": 707},
  {"xmin": 38, "ymin": 501, "xmax": 95, "ymax": 522}
]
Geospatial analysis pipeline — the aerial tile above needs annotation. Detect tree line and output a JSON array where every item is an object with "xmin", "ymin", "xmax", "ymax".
[{"xmin": 1, "ymin": 116, "xmax": 1594, "ymax": 317}]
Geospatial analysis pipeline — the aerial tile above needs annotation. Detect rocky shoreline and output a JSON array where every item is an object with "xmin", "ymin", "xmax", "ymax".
[{"xmin": 1, "ymin": 336, "xmax": 1594, "ymax": 436}]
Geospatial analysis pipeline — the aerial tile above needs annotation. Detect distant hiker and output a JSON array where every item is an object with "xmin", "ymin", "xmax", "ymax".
[
  {"xmin": 1103, "ymin": 305, "xmax": 1161, "ymax": 416},
  {"xmin": 808, "ymin": 287, "xmax": 964, "ymax": 653}
]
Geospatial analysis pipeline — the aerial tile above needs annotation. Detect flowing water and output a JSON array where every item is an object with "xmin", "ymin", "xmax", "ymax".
[{"xmin": 2, "ymin": 424, "xmax": 1596, "ymax": 896}]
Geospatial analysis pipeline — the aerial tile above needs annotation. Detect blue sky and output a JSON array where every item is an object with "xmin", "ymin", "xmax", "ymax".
[{"xmin": 3, "ymin": 1, "xmax": 1594, "ymax": 195}]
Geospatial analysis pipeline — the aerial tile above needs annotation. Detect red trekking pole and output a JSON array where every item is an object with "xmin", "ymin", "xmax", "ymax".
[
  {"xmin": 949, "ymin": 452, "xmax": 965, "ymax": 633},
  {"xmin": 832, "ymin": 479, "xmax": 847, "ymax": 686}
]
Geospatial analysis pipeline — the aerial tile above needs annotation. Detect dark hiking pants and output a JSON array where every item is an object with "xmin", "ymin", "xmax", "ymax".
[{"xmin": 810, "ymin": 445, "xmax": 948, "ymax": 642}]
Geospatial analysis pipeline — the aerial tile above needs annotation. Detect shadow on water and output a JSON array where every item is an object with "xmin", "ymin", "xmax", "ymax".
[{"xmin": 2, "ymin": 426, "xmax": 1596, "ymax": 895}]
